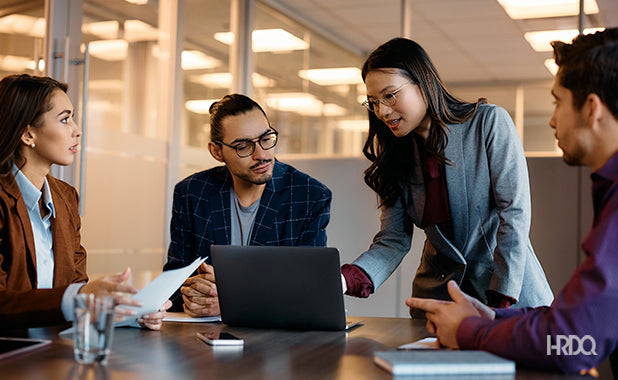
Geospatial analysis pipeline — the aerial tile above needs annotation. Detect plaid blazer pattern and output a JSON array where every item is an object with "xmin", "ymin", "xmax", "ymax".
[{"xmin": 163, "ymin": 160, "xmax": 331, "ymax": 297}]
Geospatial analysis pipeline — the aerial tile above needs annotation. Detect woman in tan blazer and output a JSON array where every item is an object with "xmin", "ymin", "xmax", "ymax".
[{"xmin": 0, "ymin": 74, "xmax": 169, "ymax": 329}]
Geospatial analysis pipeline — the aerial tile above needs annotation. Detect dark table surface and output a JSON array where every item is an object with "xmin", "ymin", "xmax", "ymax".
[{"xmin": 0, "ymin": 316, "xmax": 589, "ymax": 379}]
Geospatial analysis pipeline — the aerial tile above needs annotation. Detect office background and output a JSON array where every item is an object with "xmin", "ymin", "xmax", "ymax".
[{"xmin": 0, "ymin": 0, "xmax": 614, "ymax": 317}]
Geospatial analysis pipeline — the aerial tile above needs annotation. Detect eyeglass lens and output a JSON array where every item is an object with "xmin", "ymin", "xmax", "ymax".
[{"xmin": 235, "ymin": 132, "xmax": 278, "ymax": 157}]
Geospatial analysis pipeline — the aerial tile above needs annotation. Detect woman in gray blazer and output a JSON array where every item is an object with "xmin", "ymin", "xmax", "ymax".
[{"xmin": 342, "ymin": 38, "xmax": 553, "ymax": 315}]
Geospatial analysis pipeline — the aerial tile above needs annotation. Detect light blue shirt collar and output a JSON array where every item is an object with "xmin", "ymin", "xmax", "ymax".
[{"xmin": 12, "ymin": 164, "xmax": 56, "ymax": 218}]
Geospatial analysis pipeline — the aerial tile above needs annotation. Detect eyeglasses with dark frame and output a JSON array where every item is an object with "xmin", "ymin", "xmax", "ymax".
[
  {"xmin": 215, "ymin": 129, "xmax": 279, "ymax": 158},
  {"xmin": 361, "ymin": 80, "xmax": 413, "ymax": 113}
]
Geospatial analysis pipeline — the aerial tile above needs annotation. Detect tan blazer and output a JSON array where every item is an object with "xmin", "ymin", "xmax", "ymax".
[{"xmin": 0, "ymin": 172, "xmax": 87, "ymax": 327}]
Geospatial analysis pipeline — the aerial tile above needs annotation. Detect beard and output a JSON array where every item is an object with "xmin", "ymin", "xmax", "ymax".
[
  {"xmin": 235, "ymin": 159, "xmax": 273, "ymax": 185},
  {"xmin": 561, "ymin": 147, "xmax": 585, "ymax": 167},
  {"xmin": 242, "ymin": 172, "xmax": 272, "ymax": 185}
]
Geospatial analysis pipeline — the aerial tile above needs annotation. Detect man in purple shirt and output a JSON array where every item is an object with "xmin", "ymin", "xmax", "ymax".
[{"xmin": 407, "ymin": 27, "xmax": 618, "ymax": 376}]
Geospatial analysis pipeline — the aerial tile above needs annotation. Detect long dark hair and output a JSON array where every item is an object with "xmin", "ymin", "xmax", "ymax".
[
  {"xmin": 0, "ymin": 74, "xmax": 68, "ymax": 175},
  {"xmin": 361, "ymin": 38, "xmax": 485, "ymax": 207}
]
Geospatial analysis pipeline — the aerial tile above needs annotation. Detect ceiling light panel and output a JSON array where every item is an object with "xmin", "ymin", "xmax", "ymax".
[
  {"xmin": 298, "ymin": 67, "xmax": 363, "ymax": 86},
  {"xmin": 266, "ymin": 92, "xmax": 324, "ymax": 116},
  {"xmin": 544, "ymin": 59, "xmax": 559, "ymax": 75},
  {"xmin": 181, "ymin": 50, "xmax": 220, "ymax": 70},
  {"xmin": 185, "ymin": 99, "xmax": 218, "ymax": 114},
  {"xmin": 87, "ymin": 40, "xmax": 129, "ymax": 61},
  {"xmin": 0, "ymin": 14, "xmax": 45, "ymax": 38},
  {"xmin": 214, "ymin": 28, "xmax": 308, "ymax": 52},
  {"xmin": 191, "ymin": 72, "xmax": 275, "ymax": 88},
  {"xmin": 524, "ymin": 28, "xmax": 604, "ymax": 51},
  {"xmin": 497, "ymin": 0, "xmax": 599, "ymax": 19}
]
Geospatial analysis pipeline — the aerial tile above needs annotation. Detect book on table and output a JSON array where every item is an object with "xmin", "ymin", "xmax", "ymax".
[{"xmin": 373, "ymin": 349, "xmax": 515, "ymax": 376}]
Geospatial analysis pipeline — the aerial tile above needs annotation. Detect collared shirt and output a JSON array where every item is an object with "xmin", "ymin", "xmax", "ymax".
[
  {"xmin": 457, "ymin": 151, "xmax": 618, "ymax": 373},
  {"xmin": 12, "ymin": 165, "xmax": 56, "ymax": 289}
]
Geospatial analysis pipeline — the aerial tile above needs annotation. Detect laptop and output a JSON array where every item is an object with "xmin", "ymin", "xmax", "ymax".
[{"xmin": 211, "ymin": 245, "xmax": 353, "ymax": 331}]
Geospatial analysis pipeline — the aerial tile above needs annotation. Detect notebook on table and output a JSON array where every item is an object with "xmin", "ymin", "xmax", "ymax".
[
  {"xmin": 211, "ymin": 245, "xmax": 354, "ymax": 331},
  {"xmin": 0, "ymin": 338, "xmax": 51, "ymax": 360},
  {"xmin": 373, "ymin": 350, "xmax": 516, "ymax": 376}
]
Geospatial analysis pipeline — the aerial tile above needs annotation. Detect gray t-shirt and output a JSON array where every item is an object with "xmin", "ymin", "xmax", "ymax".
[{"xmin": 230, "ymin": 188, "xmax": 260, "ymax": 245}]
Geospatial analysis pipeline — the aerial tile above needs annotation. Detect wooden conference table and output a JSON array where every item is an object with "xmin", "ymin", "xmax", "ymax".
[{"xmin": 0, "ymin": 317, "xmax": 589, "ymax": 379}]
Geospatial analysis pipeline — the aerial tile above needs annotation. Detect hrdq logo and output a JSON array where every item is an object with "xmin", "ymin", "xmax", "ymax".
[{"xmin": 547, "ymin": 335, "xmax": 597, "ymax": 356}]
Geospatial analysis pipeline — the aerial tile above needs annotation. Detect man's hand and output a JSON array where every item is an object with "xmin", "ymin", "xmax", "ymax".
[
  {"xmin": 181, "ymin": 263, "xmax": 220, "ymax": 317},
  {"xmin": 406, "ymin": 281, "xmax": 495, "ymax": 348},
  {"xmin": 138, "ymin": 300, "xmax": 172, "ymax": 331}
]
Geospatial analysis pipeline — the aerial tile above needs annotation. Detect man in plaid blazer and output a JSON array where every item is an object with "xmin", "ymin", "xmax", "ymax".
[{"xmin": 163, "ymin": 94, "xmax": 332, "ymax": 316}]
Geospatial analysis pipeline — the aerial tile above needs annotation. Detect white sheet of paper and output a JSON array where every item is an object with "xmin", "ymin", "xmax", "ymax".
[
  {"xmin": 115, "ymin": 256, "xmax": 207, "ymax": 327},
  {"xmin": 163, "ymin": 312, "xmax": 221, "ymax": 323},
  {"xmin": 60, "ymin": 256, "xmax": 207, "ymax": 335},
  {"xmin": 397, "ymin": 337, "xmax": 440, "ymax": 350}
]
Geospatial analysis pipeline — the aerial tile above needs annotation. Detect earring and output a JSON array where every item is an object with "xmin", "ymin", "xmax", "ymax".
[{"xmin": 30, "ymin": 143, "xmax": 35, "ymax": 148}]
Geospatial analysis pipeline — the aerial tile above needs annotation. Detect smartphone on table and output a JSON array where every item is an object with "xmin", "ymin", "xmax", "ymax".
[{"xmin": 196, "ymin": 331, "xmax": 244, "ymax": 346}]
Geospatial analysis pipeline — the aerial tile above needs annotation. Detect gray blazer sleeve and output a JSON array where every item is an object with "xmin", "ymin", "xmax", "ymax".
[{"xmin": 351, "ymin": 198, "xmax": 413, "ymax": 288}]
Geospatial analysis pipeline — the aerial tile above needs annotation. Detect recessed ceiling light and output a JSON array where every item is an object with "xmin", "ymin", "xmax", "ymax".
[
  {"xmin": 0, "ymin": 55, "xmax": 37, "ymax": 72},
  {"xmin": 214, "ymin": 29, "xmax": 308, "ymax": 52},
  {"xmin": 298, "ymin": 67, "xmax": 363, "ymax": 86},
  {"xmin": 524, "ymin": 28, "xmax": 604, "ymax": 51},
  {"xmin": 185, "ymin": 99, "xmax": 219, "ymax": 114},
  {"xmin": 181, "ymin": 50, "xmax": 220, "ymax": 70},
  {"xmin": 82, "ymin": 20, "xmax": 119, "ymax": 38},
  {"xmin": 0, "ymin": 14, "xmax": 45, "ymax": 38},
  {"xmin": 191, "ymin": 72, "xmax": 275, "ymax": 88},
  {"xmin": 266, "ymin": 93, "xmax": 324, "ymax": 116},
  {"xmin": 544, "ymin": 59, "xmax": 559, "ymax": 75},
  {"xmin": 82, "ymin": 20, "xmax": 158, "ymax": 42},
  {"xmin": 87, "ymin": 40, "xmax": 129, "ymax": 61},
  {"xmin": 497, "ymin": 0, "xmax": 599, "ymax": 19}
]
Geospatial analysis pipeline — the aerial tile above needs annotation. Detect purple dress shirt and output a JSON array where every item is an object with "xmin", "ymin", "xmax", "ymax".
[{"xmin": 456, "ymin": 152, "xmax": 618, "ymax": 374}]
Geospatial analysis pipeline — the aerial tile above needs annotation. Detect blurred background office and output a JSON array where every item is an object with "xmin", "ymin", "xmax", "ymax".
[{"xmin": 0, "ymin": 0, "xmax": 615, "ymax": 318}]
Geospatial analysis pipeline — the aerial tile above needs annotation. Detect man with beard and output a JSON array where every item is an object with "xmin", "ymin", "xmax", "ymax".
[
  {"xmin": 407, "ymin": 28, "xmax": 618, "ymax": 376},
  {"xmin": 163, "ymin": 94, "xmax": 332, "ymax": 317}
]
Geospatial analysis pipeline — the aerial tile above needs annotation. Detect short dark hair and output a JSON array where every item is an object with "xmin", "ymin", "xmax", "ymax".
[
  {"xmin": 209, "ymin": 94, "xmax": 269, "ymax": 142},
  {"xmin": 0, "ymin": 74, "xmax": 68, "ymax": 174},
  {"xmin": 552, "ymin": 27, "xmax": 618, "ymax": 119}
]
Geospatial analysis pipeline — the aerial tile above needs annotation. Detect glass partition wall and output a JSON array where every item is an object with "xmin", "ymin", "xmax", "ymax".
[
  {"xmin": 252, "ymin": 2, "xmax": 367, "ymax": 157},
  {"xmin": 0, "ymin": 1, "xmax": 46, "ymax": 77},
  {"xmin": 79, "ymin": 0, "xmax": 166, "ymax": 285},
  {"xmin": 179, "ymin": 0, "xmax": 368, "ymax": 179}
]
